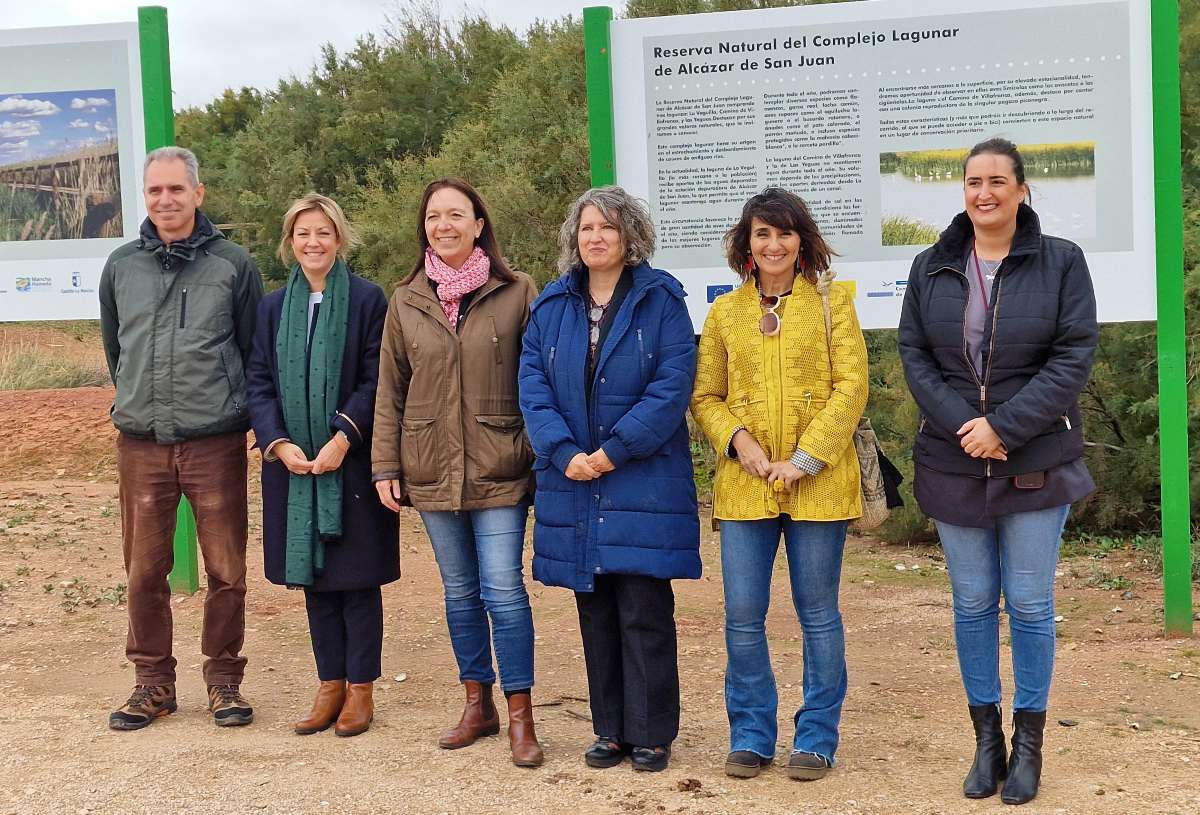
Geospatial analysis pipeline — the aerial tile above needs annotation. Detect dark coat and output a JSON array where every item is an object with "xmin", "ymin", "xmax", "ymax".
[
  {"xmin": 518, "ymin": 261, "xmax": 701, "ymax": 592},
  {"xmin": 246, "ymin": 272, "xmax": 400, "ymax": 591},
  {"xmin": 898, "ymin": 204, "xmax": 1099, "ymax": 478}
]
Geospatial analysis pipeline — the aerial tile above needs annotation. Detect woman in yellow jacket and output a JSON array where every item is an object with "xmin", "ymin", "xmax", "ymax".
[{"xmin": 692, "ymin": 188, "xmax": 868, "ymax": 782}]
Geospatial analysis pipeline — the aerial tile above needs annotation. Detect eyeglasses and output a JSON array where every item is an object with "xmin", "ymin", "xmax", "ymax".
[
  {"xmin": 759, "ymin": 295, "xmax": 782, "ymax": 336},
  {"xmin": 588, "ymin": 303, "xmax": 608, "ymax": 347}
]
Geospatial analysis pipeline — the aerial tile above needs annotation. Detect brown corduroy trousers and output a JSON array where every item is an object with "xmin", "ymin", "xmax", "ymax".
[{"xmin": 117, "ymin": 431, "xmax": 249, "ymax": 686}]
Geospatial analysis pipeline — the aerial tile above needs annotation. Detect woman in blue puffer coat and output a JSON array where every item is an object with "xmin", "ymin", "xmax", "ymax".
[{"xmin": 519, "ymin": 186, "xmax": 699, "ymax": 773}]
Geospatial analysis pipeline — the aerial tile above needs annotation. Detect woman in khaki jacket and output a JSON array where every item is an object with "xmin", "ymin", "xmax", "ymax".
[
  {"xmin": 372, "ymin": 178, "xmax": 542, "ymax": 767},
  {"xmin": 692, "ymin": 188, "xmax": 868, "ymax": 781}
]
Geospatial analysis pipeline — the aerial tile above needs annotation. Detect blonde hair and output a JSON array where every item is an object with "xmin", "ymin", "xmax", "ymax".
[{"xmin": 278, "ymin": 193, "xmax": 359, "ymax": 266}]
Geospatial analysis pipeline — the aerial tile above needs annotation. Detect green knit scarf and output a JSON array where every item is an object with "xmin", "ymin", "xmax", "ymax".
[{"xmin": 275, "ymin": 260, "xmax": 348, "ymax": 586}]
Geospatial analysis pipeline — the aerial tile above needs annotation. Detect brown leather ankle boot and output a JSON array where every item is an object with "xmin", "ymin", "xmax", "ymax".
[
  {"xmin": 294, "ymin": 680, "xmax": 346, "ymax": 735},
  {"xmin": 334, "ymin": 683, "xmax": 373, "ymax": 737},
  {"xmin": 506, "ymin": 691, "xmax": 544, "ymax": 768},
  {"xmin": 438, "ymin": 680, "xmax": 500, "ymax": 749}
]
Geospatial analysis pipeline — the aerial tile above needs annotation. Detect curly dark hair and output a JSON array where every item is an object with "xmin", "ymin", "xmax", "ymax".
[{"xmin": 723, "ymin": 188, "xmax": 835, "ymax": 285}]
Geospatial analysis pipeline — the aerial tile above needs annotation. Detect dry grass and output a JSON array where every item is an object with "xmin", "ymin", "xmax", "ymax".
[{"xmin": 0, "ymin": 343, "xmax": 109, "ymax": 390}]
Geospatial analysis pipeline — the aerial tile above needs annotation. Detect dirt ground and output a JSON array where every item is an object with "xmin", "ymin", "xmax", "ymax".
[{"xmin": 0, "ymin": 385, "xmax": 1196, "ymax": 815}]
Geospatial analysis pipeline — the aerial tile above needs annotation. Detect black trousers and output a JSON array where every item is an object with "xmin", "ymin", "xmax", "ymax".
[
  {"xmin": 303, "ymin": 587, "xmax": 384, "ymax": 684},
  {"xmin": 574, "ymin": 573, "xmax": 680, "ymax": 747}
]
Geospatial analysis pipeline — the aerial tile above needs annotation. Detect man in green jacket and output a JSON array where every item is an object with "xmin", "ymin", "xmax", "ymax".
[{"xmin": 99, "ymin": 146, "xmax": 264, "ymax": 730}]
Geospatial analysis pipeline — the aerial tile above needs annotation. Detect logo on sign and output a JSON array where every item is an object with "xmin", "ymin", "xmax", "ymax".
[
  {"xmin": 867, "ymin": 280, "xmax": 909, "ymax": 299},
  {"xmin": 15, "ymin": 276, "xmax": 52, "ymax": 293},
  {"xmin": 707, "ymin": 284, "xmax": 734, "ymax": 303}
]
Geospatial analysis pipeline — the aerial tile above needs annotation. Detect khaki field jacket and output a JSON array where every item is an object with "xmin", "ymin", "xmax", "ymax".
[{"xmin": 372, "ymin": 269, "xmax": 538, "ymax": 511}]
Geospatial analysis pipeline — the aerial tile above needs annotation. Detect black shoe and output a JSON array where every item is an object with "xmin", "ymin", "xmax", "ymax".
[
  {"xmin": 630, "ymin": 744, "xmax": 670, "ymax": 772},
  {"xmin": 964, "ymin": 703, "xmax": 1008, "ymax": 798},
  {"xmin": 1002, "ymin": 709, "xmax": 1046, "ymax": 805},
  {"xmin": 725, "ymin": 750, "xmax": 772, "ymax": 778},
  {"xmin": 786, "ymin": 751, "xmax": 830, "ymax": 781},
  {"xmin": 584, "ymin": 735, "xmax": 628, "ymax": 768}
]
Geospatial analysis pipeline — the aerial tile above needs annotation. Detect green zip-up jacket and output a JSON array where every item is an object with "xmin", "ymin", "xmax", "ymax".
[{"xmin": 99, "ymin": 212, "xmax": 264, "ymax": 444}]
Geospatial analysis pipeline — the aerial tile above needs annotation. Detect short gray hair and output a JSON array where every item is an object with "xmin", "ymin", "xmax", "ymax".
[
  {"xmin": 557, "ymin": 186, "xmax": 656, "ymax": 274},
  {"xmin": 144, "ymin": 146, "xmax": 200, "ymax": 187}
]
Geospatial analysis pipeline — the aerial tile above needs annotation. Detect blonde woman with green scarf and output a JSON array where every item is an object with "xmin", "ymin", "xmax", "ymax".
[{"xmin": 246, "ymin": 193, "xmax": 399, "ymax": 737}]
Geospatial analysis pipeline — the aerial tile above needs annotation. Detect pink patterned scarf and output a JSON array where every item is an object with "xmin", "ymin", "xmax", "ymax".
[{"xmin": 424, "ymin": 246, "xmax": 491, "ymax": 329}]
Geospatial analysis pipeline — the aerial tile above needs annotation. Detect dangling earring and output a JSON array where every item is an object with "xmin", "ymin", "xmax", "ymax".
[{"xmin": 744, "ymin": 257, "xmax": 756, "ymax": 274}]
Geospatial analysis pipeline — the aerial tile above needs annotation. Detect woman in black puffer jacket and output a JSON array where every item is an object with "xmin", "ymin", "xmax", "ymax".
[{"xmin": 898, "ymin": 138, "xmax": 1098, "ymax": 806}]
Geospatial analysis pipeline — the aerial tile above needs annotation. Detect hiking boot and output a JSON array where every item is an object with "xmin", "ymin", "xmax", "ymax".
[
  {"xmin": 787, "ymin": 751, "xmax": 831, "ymax": 781},
  {"xmin": 207, "ymin": 684, "xmax": 253, "ymax": 727},
  {"xmin": 725, "ymin": 750, "xmax": 772, "ymax": 778},
  {"xmin": 109, "ymin": 684, "xmax": 177, "ymax": 730}
]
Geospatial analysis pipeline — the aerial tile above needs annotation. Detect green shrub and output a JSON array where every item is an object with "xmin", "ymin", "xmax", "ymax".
[{"xmin": 1064, "ymin": 532, "xmax": 1200, "ymax": 582}]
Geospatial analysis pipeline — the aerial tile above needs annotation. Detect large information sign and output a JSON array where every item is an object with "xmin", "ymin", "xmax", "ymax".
[
  {"xmin": 0, "ymin": 23, "xmax": 146, "ymax": 321},
  {"xmin": 607, "ymin": 0, "xmax": 1155, "ymax": 330}
]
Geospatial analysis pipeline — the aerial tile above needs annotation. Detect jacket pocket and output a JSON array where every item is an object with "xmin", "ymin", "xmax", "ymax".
[
  {"xmin": 729, "ymin": 394, "xmax": 767, "ymax": 429},
  {"xmin": 219, "ymin": 344, "xmax": 246, "ymax": 415},
  {"xmin": 179, "ymin": 281, "xmax": 232, "ymax": 336},
  {"xmin": 636, "ymin": 328, "xmax": 647, "ymax": 381},
  {"xmin": 400, "ymin": 416, "xmax": 441, "ymax": 485},
  {"xmin": 792, "ymin": 391, "xmax": 827, "ymax": 419},
  {"xmin": 474, "ymin": 414, "xmax": 533, "ymax": 481}
]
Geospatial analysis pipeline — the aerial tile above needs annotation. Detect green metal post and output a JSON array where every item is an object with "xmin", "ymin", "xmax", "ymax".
[
  {"xmin": 138, "ymin": 7, "xmax": 173, "ymax": 151},
  {"xmin": 138, "ymin": 6, "xmax": 198, "ymax": 595},
  {"xmin": 583, "ymin": 6, "xmax": 617, "ymax": 186},
  {"xmin": 169, "ymin": 499, "xmax": 199, "ymax": 594},
  {"xmin": 1150, "ymin": 0, "xmax": 1192, "ymax": 635}
]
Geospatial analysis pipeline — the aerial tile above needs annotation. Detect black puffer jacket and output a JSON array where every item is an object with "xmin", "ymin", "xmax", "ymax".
[{"xmin": 898, "ymin": 204, "xmax": 1098, "ymax": 477}]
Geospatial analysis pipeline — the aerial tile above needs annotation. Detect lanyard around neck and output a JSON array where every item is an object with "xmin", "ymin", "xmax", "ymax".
[{"xmin": 970, "ymin": 241, "xmax": 998, "ymax": 310}]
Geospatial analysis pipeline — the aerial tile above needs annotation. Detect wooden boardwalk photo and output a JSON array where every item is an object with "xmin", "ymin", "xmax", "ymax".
[{"xmin": 0, "ymin": 141, "xmax": 122, "ymax": 241}]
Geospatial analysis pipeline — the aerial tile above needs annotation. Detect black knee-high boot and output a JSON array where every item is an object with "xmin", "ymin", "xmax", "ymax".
[
  {"xmin": 1002, "ymin": 709, "xmax": 1046, "ymax": 805},
  {"xmin": 963, "ymin": 703, "xmax": 1007, "ymax": 798}
]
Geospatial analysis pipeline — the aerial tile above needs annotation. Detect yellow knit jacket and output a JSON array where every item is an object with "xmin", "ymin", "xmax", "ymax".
[{"xmin": 691, "ymin": 277, "xmax": 869, "ymax": 521}]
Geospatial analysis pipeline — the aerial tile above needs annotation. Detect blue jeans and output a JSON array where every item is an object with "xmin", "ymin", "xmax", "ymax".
[
  {"xmin": 720, "ymin": 516, "xmax": 848, "ymax": 764},
  {"xmin": 935, "ymin": 504, "xmax": 1070, "ymax": 712},
  {"xmin": 419, "ymin": 500, "xmax": 535, "ymax": 692}
]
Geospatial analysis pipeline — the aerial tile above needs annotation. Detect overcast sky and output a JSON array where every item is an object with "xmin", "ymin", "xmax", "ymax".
[{"xmin": 4, "ymin": 1, "xmax": 623, "ymax": 109}]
